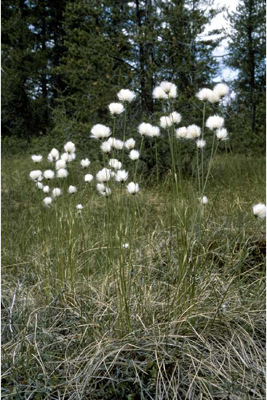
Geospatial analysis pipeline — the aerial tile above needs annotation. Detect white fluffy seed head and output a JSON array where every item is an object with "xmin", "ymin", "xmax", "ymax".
[
  {"xmin": 80, "ymin": 158, "xmax": 90, "ymax": 168},
  {"xmin": 68, "ymin": 153, "xmax": 76, "ymax": 162},
  {"xmin": 168, "ymin": 84, "xmax": 177, "ymax": 98},
  {"xmin": 115, "ymin": 170, "xmax": 128, "ymax": 182},
  {"xmin": 138, "ymin": 122, "xmax": 153, "ymax": 136},
  {"xmin": 253, "ymin": 203, "xmax": 266, "ymax": 219},
  {"xmin": 206, "ymin": 115, "xmax": 224, "ymax": 130},
  {"xmin": 109, "ymin": 159, "xmax": 122, "ymax": 170},
  {"xmin": 91, "ymin": 124, "xmax": 111, "ymax": 140},
  {"xmin": 64, "ymin": 141, "xmax": 75, "ymax": 153},
  {"xmin": 43, "ymin": 185, "xmax": 50, "ymax": 193},
  {"xmin": 96, "ymin": 183, "xmax": 106, "ymax": 192},
  {"xmin": 61, "ymin": 153, "xmax": 69, "ymax": 162},
  {"xmin": 68, "ymin": 185, "xmax": 77, "ymax": 194},
  {"xmin": 52, "ymin": 188, "xmax": 61, "ymax": 197},
  {"xmin": 29, "ymin": 170, "xmax": 42, "ymax": 181},
  {"xmin": 213, "ymin": 83, "xmax": 229, "ymax": 98},
  {"xmin": 96, "ymin": 168, "xmax": 112, "ymax": 182},
  {"xmin": 216, "ymin": 128, "xmax": 228, "ymax": 140},
  {"xmin": 127, "ymin": 182, "xmax": 140, "ymax": 195},
  {"xmin": 201, "ymin": 196, "xmax": 208, "ymax": 205},
  {"xmin": 43, "ymin": 170, "xmax": 55, "ymax": 180},
  {"xmin": 36, "ymin": 182, "xmax": 43, "ymax": 189},
  {"xmin": 176, "ymin": 127, "xmax": 187, "ymax": 139},
  {"xmin": 152, "ymin": 86, "xmax": 168, "ymax": 100},
  {"xmin": 101, "ymin": 141, "xmax": 112, "ymax": 153},
  {"xmin": 57, "ymin": 168, "xmax": 68, "ymax": 178},
  {"xmin": 56, "ymin": 159, "xmax": 66, "ymax": 170},
  {"xmin": 160, "ymin": 116, "xmax": 173, "ymax": 129},
  {"xmin": 169, "ymin": 111, "xmax": 181, "ymax": 124},
  {"xmin": 150, "ymin": 126, "xmax": 160, "ymax": 137},
  {"xmin": 117, "ymin": 89, "xmax": 136, "ymax": 102},
  {"xmin": 84, "ymin": 174, "xmax": 93, "ymax": 183},
  {"xmin": 186, "ymin": 125, "xmax": 201, "ymax": 139},
  {"xmin": 108, "ymin": 102, "xmax": 125, "ymax": 115},
  {"xmin": 196, "ymin": 139, "xmax": 206, "ymax": 149},
  {"xmin": 129, "ymin": 149, "xmax": 140, "ymax": 161},
  {"xmin": 76, "ymin": 204, "xmax": 83, "ymax": 211},
  {"xmin": 31, "ymin": 155, "xmax": 42, "ymax": 163},
  {"xmin": 100, "ymin": 187, "xmax": 111, "ymax": 197},
  {"xmin": 48, "ymin": 148, "xmax": 59, "ymax": 161},
  {"xmin": 196, "ymin": 88, "xmax": 213, "ymax": 101},
  {"xmin": 125, "ymin": 138, "xmax": 135, "ymax": 150},
  {"xmin": 160, "ymin": 81, "xmax": 175, "ymax": 94},
  {"xmin": 43, "ymin": 197, "xmax": 52, "ymax": 207},
  {"xmin": 113, "ymin": 139, "xmax": 124, "ymax": 150},
  {"xmin": 208, "ymin": 91, "xmax": 220, "ymax": 104}
]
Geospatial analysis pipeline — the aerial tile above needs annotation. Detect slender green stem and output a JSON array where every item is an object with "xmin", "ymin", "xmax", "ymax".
[
  {"xmin": 201, "ymin": 102, "xmax": 206, "ymax": 189},
  {"xmin": 155, "ymin": 137, "xmax": 159, "ymax": 185},
  {"xmin": 134, "ymin": 135, "xmax": 144, "ymax": 182}
]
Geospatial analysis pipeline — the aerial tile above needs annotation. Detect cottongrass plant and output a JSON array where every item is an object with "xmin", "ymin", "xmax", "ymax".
[{"xmin": 7, "ymin": 82, "xmax": 265, "ymax": 398}]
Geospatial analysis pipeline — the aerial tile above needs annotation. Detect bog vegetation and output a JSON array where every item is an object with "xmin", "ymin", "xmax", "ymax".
[{"xmin": 2, "ymin": 81, "xmax": 266, "ymax": 399}]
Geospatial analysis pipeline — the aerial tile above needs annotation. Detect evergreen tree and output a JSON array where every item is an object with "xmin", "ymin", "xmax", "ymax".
[{"xmin": 225, "ymin": 0, "xmax": 266, "ymax": 135}]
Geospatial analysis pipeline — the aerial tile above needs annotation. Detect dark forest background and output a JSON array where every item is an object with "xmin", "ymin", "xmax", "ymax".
[{"xmin": 2, "ymin": 0, "xmax": 266, "ymax": 159}]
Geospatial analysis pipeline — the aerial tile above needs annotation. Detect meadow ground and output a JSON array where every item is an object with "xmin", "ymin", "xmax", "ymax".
[{"xmin": 1, "ymin": 153, "xmax": 266, "ymax": 399}]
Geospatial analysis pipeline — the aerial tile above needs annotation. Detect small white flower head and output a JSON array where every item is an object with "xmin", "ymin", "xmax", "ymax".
[
  {"xmin": 196, "ymin": 88, "xmax": 213, "ymax": 101},
  {"xmin": 127, "ymin": 182, "xmax": 140, "ymax": 195},
  {"xmin": 213, "ymin": 83, "xmax": 229, "ymax": 98},
  {"xmin": 68, "ymin": 153, "xmax": 76, "ymax": 162},
  {"xmin": 122, "ymin": 243, "xmax": 129, "ymax": 249},
  {"xmin": 107, "ymin": 137, "xmax": 116, "ymax": 147},
  {"xmin": 216, "ymin": 128, "xmax": 228, "ymax": 141},
  {"xmin": 208, "ymin": 91, "xmax": 220, "ymax": 104},
  {"xmin": 169, "ymin": 111, "xmax": 181, "ymax": 124},
  {"xmin": 150, "ymin": 126, "xmax": 160, "ymax": 138},
  {"xmin": 43, "ymin": 170, "xmax": 55, "ymax": 180},
  {"xmin": 129, "ymin": 149, "xmax": 140, "ymax": 161},
  {"xmin": 111, "ymin": 171, "xmax": 115, "ymax": 178},
  {"xmin": 113, "ymin": 139, "xmax": 124, "ymax": 150},
  {"xmin": 201, "ymin": 196, "xmax": 209, "ymax": 205},
  {"xmin": 176, "ymin": 127, "xmax": 187, "ymax": 139},
  {"xmin": 159, "ymin": 81, "xmax": 178, "ymax": 98},
  {"xmin": 52, "ymin": 188, "xmax": 61, "ymax": 197},
  {"xmin": 43, "ymin": 197, "xmax": 53, "ymax": 207},
  {"xmin": 43, "ymin": 185, "xmax": 50, "ymax": 193},
  {"xmin": 96, "ymin": 168, "xmax": 112, "ymax": 182},
  {"xmin": 138, "ymin": 122, "xmax": 152, "ymax": 136},
  {"xmin": 31, "ymin": 155, "xmax": 42, "ymax": 163},
  {"xmin": 57, "ymin": 168, "xmax": 68, "ymax": 179},
  {"xmin": 206, "ymin": 115, "xmax": 224, "ymax": 130},
  {"xmin": 160, "ymin": 116, "xmax": 173, "ymax": 129},
  {"xmin": 68, "ymin": 185, "xmax": 77, "ymax": 194},
  {"xmin": 61, "ymin": 153, "xmax": 69, "ymax": 162},
  {"xmin": 196, "ymin": 139, "xmax": 206, "ymax": 149},
  {"xmin": 48, "ymin": 148, "xmax": 59, "ymax": 161},
  {"xmin": 64, "ymin": 141, "xmax": 75, "ymax": 154},
  {"xmin": 117, "ymin": 89, "xmax": 136, "ymax": 103},
  {"xmin": 55, "ymin": 159, "xmax": 66, "ymax": 170},
  {"xmin": 76, "ymin": 204, "xmax": 83, "ymax": 212},
  {"xmin": 186, "ymin": 125, "xmax": 201, "ymax": 139},
  {"xmin": 253, "ymin": 203, "xmax": 266, "ymax": 219},
  {"xmin": 96, "ymin": 183, "xmax": 106, "ymax": 192},
  {"xmin": 91, "ymin": 124, "xmax": 111, "ymax": 140},
  {"xmin": 80, "ymin": 158, "xmax": 91, "ymax": 168},
  {"xmin": 108, "ymin": 102, "xmax": 125, "ymax": 115},
  {"xmin": 97, "ymin": 183, "xmax": 111, "ymax": 197},
  {"xmin": 100, "ymin": 187, "xmax": 111, "ymax": 197},
  {"xmin": 125, "ymin": 138, "xmax": 136, "ymax": 150},
  {"xmin": 152, "ymin": 86, "xmax": 168, "ymax": 100},
  {"xmin": 101, "ymin": 141, "xmax": 112, "ymax": 153},
  {"xmin": 109, "ymin": 159, "xmax": 122, "ymax": 170},
  {"xmin": 29, "ymin": 170, "xmax": 42, "ymax": 181},
  {"xmin": 115, "ymin": 170, "xmax": 128, "ymax": 182},
  {"xmin": 84, "ymin": 174, "xmax": 94, "ymax": 183},
  {"xmin": 36, "ymin": 182, "xmax": 43, "ymax": 190},
  {"xmin": 168, "ymin": 84, "xmax": 177, "ymax": 98},
  {"xmin": 37, "ymin": 175, "xmax": 43, "ymax": 182}
]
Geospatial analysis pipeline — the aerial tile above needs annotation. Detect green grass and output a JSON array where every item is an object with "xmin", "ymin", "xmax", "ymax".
[{"xmin": 2, "ymin": 153, "xmax": 266, "ymax": 399}]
